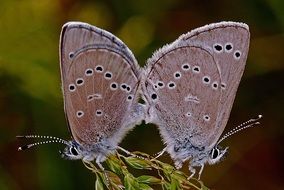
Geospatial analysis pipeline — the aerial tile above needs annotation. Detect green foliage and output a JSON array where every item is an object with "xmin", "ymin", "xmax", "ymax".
[{"xmin": 83, "ymin": 152, "xmax": 207, "ymax": 190}]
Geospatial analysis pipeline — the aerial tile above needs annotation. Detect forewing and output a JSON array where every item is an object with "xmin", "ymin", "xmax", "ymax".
[
  {"xmin": 143, "ymin": 43, "xmax": 222, "ymax": 148},
  {"xmin": 60, "ymin": 22, "xmax": 142, "ymax": 146},
  {"xmin": 179, "ymin": 22, "xmax": 250, "ymax": 146}
]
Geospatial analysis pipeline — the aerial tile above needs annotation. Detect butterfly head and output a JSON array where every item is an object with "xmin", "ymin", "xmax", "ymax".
[
  {"xmin": 207, "ymin": 115, "xmax": 263, "ymax": 165},
  {"xmin": 17, "ymin": 135, "xmax": 93, "ymax": 161},
  {"xmin": 60, "ymin": 140, "xmax": 84, "ymax": 160}
]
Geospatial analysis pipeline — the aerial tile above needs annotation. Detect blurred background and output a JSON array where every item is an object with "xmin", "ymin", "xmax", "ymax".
[{"xmin": 0, "ymin": 0, "xmax": 284, "ymax": 189}]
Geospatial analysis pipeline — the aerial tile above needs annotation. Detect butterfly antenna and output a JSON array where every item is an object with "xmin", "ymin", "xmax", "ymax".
[
  {"xmin": 17, "ymin": 135, "xmax": 69, "ymax": 151},
  {"xmin": 217, "ymin": 115, "xmax": 262, "ymax": 145}
]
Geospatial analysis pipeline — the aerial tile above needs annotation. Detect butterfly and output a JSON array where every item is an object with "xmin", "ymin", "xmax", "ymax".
[{"xmin": 141, "ymin": 21, "xmax": 261, "ymax": 178}]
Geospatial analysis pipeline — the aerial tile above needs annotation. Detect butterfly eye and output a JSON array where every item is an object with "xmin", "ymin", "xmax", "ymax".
[
  {"xmin": 210, "ymin": 148, "xmax": 219, "ymax": 159},
  {"xmin": 70, "ymin": 146, "xmax": 78, "ymax": 156}
]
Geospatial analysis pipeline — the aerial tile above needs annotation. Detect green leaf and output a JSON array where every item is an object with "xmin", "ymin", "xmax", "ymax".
[
  {"xmin": 172, "ymin": 170, "xmax": 187, "ymax": 180},
  {"xmin": 171, "ymin": 171, "xmax": 187, "ymax": 185},
  {"xmin": 124, "ymin": 174, "xmax": 140, "ymax": 190},
  {"xmin": 124, "ymin": 157, "xmax": 152, "ymax": 170},
  {"xmin": 160, "ymin": 162, "xmax": 175, "ymax": 172},
  {"xmin": 139, "ymin": 183, "xmax": 154, "ymax": 190},
  {"xmin": 98, "ymin": 172, "xmax": 124, "ymax": 190},
  {"xmin": 87, "ymin": 152, "xmax": 206, "ymax": 190},
  {"xmin": 159, "ymin": 162, "xmax": 175, "ymax": 181},
  {"xmin": 107, "ymin": 171, "xmax": 123, "ymax": 187},
  {"xmin": 137, "ymin": 175, "xmax": 161, "ymax": 184},
  {"xmin": 95, "ymin": 174, "xmax": 104, "ymax": 190},
  {"xmin": 171, "ymin": 171, "xmax": 201, "ymax": 189},
  {"xmin": 97, "ymin": 172, "xmax": 108, "ymax": 189},
  {"xmin": 109, "ymin": 183, "xmax": 124, "ymax": 190},
  {"xmin": 162, "ymin": 181, "xmax": 171, "ymax": 190},
  {"xmin": 170, "ymin": 178, "xmax": 182, "ymax": 190},
  {"xmin": 106, "ymin": 155, "xmax": 125, "ymax": 175}
]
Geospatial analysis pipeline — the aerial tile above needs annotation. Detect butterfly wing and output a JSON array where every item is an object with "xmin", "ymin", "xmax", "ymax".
[
  {"xmin": 143, "ymin": 42, "xmax": 222, "ymax": 150},
  {"xmin": 179, "ymin": 22, "xmax": 250, "ymax": 147},
  {"xmin": 60, "ymin": 22, "xmax": 143, "ymax": 146}
]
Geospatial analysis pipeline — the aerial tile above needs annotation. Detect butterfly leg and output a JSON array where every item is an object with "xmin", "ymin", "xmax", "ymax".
[
  {"xmin": 117, "ymin": 146, "xmax": 144, "ymax": 159},
  {"xmin": 82, "ymin": 159, "xmax": 98, "ymax": 172},
  {"xmin": 117, "ymin": 146, "xmax": 132, "ymax": 156},
  {"xmin": 152, "ymin": 147, "xmax": 167, "ymax": 160},
  {"xmin": 95, "ymin": 156, "xmax": 112, "ymax": 189},
  {"xmin": 187, "ymin": 165, "xmax": 196, "ymax": 180},
  {"xmin": 198, "ymin": 164, "xmax": 204, "ymax": 180},
  {"xmin": 174, "ymin": 159, "xmax": 183, "ymax": 170},
  {"xmin": 95, "ymin": 157, "xmax": 105, "ymax": 171}
]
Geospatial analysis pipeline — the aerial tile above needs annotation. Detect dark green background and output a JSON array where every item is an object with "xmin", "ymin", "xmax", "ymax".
[{"xmin": 0, "ymin": 0, "xmax": 283, "ymax": 189}]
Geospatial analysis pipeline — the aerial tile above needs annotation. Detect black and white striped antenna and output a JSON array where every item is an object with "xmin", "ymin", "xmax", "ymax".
[
  {"xmin": 217, "ymin": 115, "xmax": 262, "ymax": 145},
  {"xmin": 17, "ymin": 135, "xmax": 69, "ymax": 151}
]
